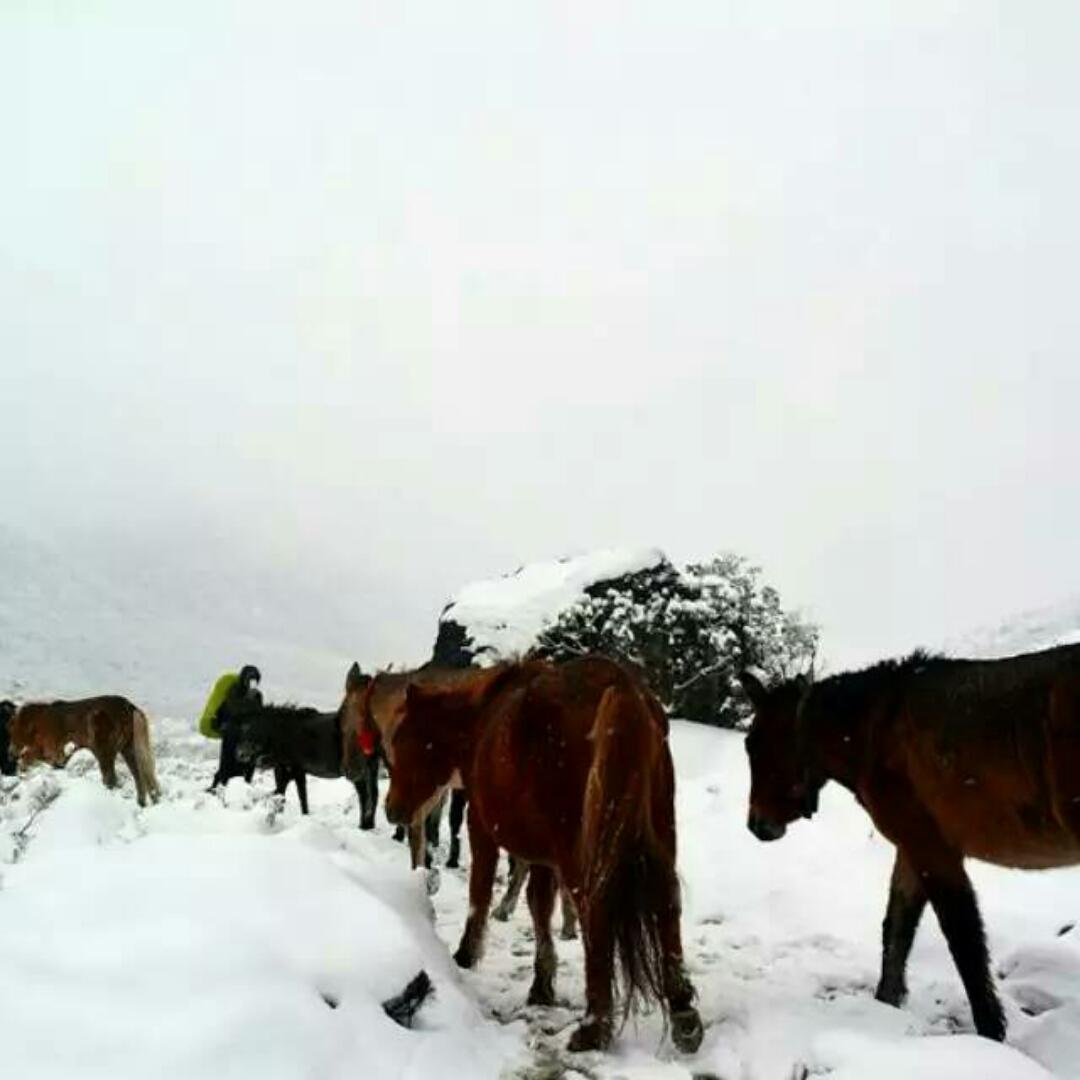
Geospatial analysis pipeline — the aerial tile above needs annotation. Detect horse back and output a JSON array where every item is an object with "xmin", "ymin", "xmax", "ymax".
[
  {"xmin": 874, "ymin": 645, "xmax": 1080, "ymax": 868},
  {"xmin": 468, "ymin": 657, "xmax": 665, "ymax": 865}
]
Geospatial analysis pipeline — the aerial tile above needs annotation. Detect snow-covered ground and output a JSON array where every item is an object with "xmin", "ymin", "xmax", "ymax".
[{"xmin": 2, "ymin": 716, "xmax": 1078, "ymax": 1078}]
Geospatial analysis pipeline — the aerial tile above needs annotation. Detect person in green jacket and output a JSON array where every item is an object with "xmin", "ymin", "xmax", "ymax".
[{"xmin": 205, "ymin": 664, "xmax": 262, "ymax": 792}]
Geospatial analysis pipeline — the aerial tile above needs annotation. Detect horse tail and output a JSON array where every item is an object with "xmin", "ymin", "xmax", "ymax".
[
  {"xmin": 131, "ymin": 707, "xmax": 161, "ymax": 803},
  {"xmin": 581, "ymin": 678, "xmax": 672, "ymax": 1023}
]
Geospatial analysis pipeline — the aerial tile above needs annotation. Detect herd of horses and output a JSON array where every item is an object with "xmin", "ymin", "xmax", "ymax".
[{"xmin": 3, "ymin": 639, "xmax": 1080, "ymax": 1055}]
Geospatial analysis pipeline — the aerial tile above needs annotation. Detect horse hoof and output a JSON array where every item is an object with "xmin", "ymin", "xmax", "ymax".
[
  {"xmin": 560, "ymin": 925, "xmax": 578, "ymax": 941},
  {"xmin": 567, "ymin": 1019, "xmax": 611, "ymax": 1053},
  {"xmin": 452, "ymin": 946, "xmax": 476, "ymax": 970},
  {"xmin": 491, "ymin": 906, "xmax": 511, "ymax": 923},
  {"xmin": 359, "ymin": 819, "xmax": 375, "ymax": 832},
  {"xmin": 446, "ymin": 855, "xmax": 460, "ymax": 869},
  {"xmin": 671, "ymin": 1007, "xmax": 704, "ymax": 1053}
]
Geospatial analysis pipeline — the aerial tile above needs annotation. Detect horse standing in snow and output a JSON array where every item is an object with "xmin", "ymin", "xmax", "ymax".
[
  {"xmin": 341, "ymin": 662, "xmax": 473, "ymax": 870},
  {"xmin": 9, "ymin": 695, "xmax": 161, "ymax": 806},
  {"xmin": 231, "ymin": 700, "xmax": 380, "ymax": 827},
  {"xmin": 380, "ymin": 656, "xmax": 703, "ymax": 1054},
  {"xmin": 740, "ymin": 643, "xmax": 1080, "ymax": 1041}
]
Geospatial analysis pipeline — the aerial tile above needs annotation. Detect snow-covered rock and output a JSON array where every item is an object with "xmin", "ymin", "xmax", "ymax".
[{"xmin": 432, "ymin": 547, "xmax": 669, "ymax": 665}]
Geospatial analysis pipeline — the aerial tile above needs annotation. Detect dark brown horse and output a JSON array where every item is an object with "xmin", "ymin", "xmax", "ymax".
[
  {"xmin": 381, "ymin": 656, "xmax": 703, "ymax": 1054},
  {"xmin": 739, "ymin": 643, "xmax": 1080, "ymax": 1042}
]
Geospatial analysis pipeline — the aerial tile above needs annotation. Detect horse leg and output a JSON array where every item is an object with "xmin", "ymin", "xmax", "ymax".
[
  {"xmin": 649, "ymin": 760, "xmax": 703, "ymax": 1053},
  {"xmin": 568, "ymin": 901, "xmax": 614, "ymax": 1052},
  {"xmin": 452, "ymin": 811, "xmax": 499, "ymax": 969},
  {"xmin": 120, "ymin": 745, "xmax": 147, "ymax": 807},
  {"xmin": 274, "ymin": 765, "xmax": 290, "ymax": 802},
  {"xmin": 97, "ymin": 749, "xmax": 119, "ymax": 790},
  {"xmin": 559, "ymin": 882, "xmax": 579, "ymax": 940},
  {"xmin": 875, "ymin": 849, "xmax": 928, "ymax": 1007},
  {"xmin": 294, "ymin": 771, "xmax": 310, "ymax": 815},
  {"xmin": 424, "ymin": 792, "xmax": 446, "ymax": 868},
  {"xmin": 356, "ymin": 754, "xmax": 378, "ymax": 830},
  {"xmin": 446, "ymin": 789, "xmax": 467, "ymax": 869},
  {"xmin": 525, "ymin": 865, "xmax": 558, "ymax": 1006},
  {"xmin": 492, "ymin": 855, "xmax": 528, "ymax": 922},
  {"xmin": 408, "ymin": 824, "xmax": 426, "ymax": 869},
  {"xmin": 922, "ymin": 858, "xmax": 1005, "ymax": 1040}
]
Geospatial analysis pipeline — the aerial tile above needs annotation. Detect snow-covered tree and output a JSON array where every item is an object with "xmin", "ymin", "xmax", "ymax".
[{"xmin": 532, "ymin": 554, "xmax": 817, "ymax": 728}]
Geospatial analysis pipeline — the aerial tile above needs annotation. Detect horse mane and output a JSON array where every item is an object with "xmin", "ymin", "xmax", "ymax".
[{"xmin": 811, "ymin": 649, "xmax": 947, "ymax": 720}]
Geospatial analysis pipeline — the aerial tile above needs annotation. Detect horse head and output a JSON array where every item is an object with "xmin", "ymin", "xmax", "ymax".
[
  {"xmin": 739, "ymin": 669, "xmax": 818, "ymax": 841},
  {"xmin": 383, "ymin": 682, "xmax": 462, "ymax": 828}
]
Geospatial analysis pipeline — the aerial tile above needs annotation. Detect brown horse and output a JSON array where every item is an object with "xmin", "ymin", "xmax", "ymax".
[
  {"xmin": 340, "ymin": 661, "xmax": 474, "ymax": 870},
  {"xmin": 10, "ymin": 696, "xmax": 161, "ymax": 807},
  {"xmin": 739, "ymin": 643, "xmax": 1080, "ymax": 1042},
  {"xmin": 381, "ymin": 656, "xmax": 703, "ymax": 1054}
]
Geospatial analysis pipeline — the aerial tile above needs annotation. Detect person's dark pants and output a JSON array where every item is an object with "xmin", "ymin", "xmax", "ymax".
[{"xmin": 210, "ymin": 726, "xmax": 254, "ymax": 790}]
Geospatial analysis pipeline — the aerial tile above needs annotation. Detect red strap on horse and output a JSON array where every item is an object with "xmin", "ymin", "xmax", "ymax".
[{"xmin": 358, "ymin": 725, "xmax": 377, "ymax": 757}]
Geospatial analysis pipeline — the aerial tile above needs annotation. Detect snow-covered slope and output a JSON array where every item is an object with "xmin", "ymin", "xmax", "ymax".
[
  {"xmin": 2, "ymin": 718, "xmax": 1077, "ymax": 1078},
  {"xmin": 434, "ymin": 547, "xmax": 667, "ymax": 664},
  {"xmin": 947, "ymin": 597, "xmax": 1080, "ymax": 660},
  {"xmin": 0, "ymin": 524, "xmax": 363, "ymax": 718}
]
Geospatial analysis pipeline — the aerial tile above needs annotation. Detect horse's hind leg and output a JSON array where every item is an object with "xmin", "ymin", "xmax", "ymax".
[
  {"xmin": 96, "ymin": 749, "xmax": 119, "ymax": 791},
  {"xmin": 492, "ymin": 855, "xmax": 528, "ymax": 922},
  {"xmin": 875, "ymin": 849, "xmax": 927, "ymax": 1007},
  {"xmin": 651, "ymin": 762, "xmax": 703, "ymax": 1053},
  {"xmin": 923, "ymin": 857, "xmax": 1005, "ymax": 1040},
  {"xmin": 120, "ymin": 746, "xmax": 147, "ymax": 807},
  {"xmin": 559, "ymin": 883, "xmax": 579, "ymax": 940},
  {"xmin": 446, "ymin": 789, "xmax": 467, "ymax": 868},
  {"xmin": 294, "ymin": 771, "xmax": 310, "ymax": 815},
  {"xmin": 453, "ymin": 810, "xmax": 498, "ymax": 969},
  {"xmin": 525, "ymin": 865, "xmax": 558, "ymax": 1006},
  {"xmin": 569, "ymin": 902, "xmax": 615, "ymax": 1052}
]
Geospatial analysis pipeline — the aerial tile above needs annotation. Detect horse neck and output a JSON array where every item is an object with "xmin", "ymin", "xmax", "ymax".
[{"xmin": 804, "ymin": 689, "xmax": 866, "ymax": 793}]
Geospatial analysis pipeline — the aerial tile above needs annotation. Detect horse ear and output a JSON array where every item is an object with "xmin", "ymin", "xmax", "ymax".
[
  {"xmin": 738, "ymin": 669, "xmax": 768, "ymax": 708},
  {"xmin": 346, "ymin": 662, "xmax": 366, "ymax": 693}
]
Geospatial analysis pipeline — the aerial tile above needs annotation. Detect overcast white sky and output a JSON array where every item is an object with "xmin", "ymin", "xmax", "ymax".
[{"xmin": 3, "ymin": 1, "xmax": 1079, "ymax": 667}]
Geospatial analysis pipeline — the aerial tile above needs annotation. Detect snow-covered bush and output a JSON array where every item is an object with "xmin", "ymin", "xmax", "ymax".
[{"xmin": 532, "ymin": 554, "xmax": 817, "ymax": 728}]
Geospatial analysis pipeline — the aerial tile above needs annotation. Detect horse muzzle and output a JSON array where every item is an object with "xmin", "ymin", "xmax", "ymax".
[
  {"xmin": 384, "ymin": 796, "xmax": 408, "ymax": 827},
  {"xmin": 747, "ymin": 811, "xmax": 787, "ymax": 842}
]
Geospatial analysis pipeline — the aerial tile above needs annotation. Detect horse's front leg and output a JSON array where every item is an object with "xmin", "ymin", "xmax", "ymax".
[
  {"xmin": 875, "ymin": 848, "xmax": 928, "ymax": 1007},
  {"xmin": 355, "ymin": 754, "xmax": 379, "ymax": 830},
  {"xmin": 446, "ymin": 789, "xmax": 467, "ymax": 869},
  {"xmin": 452, "ymin": 810, "xmax": 498, "ymax": 969},
  {"xmin": 408, "ymin": 823, "xmax": 426, "ymax": 869}
]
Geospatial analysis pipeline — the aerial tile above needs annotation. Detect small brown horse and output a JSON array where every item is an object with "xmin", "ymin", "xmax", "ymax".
[
  {"xmin": 381, "ymin": 656, "xmax": 703, "ymax": 1053},
  {"xmin": 341, "ymin": 661, "xmax": 474, "ymax": 870},
  {"xmin": 10, "ymin": 696, "xmax": 161, "ymax": 807},
  {"xmin": 740, "ymin": 643, "xmax": 1080, "ymax": 1042}
]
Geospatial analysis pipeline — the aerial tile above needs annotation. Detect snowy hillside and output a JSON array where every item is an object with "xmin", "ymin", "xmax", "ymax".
[
  {"xmin": 433, "ymin": 548, "xmax": 667, "ymax": 664},
  {"xmin": 947, "ymin": 597, "xmax": 1080, "ymax": 660},
  {"xmin": 2, "ymin": 718, "xmax": 1077, "ymax": 1078},
  {"xmin": 0, "ymin": 524, "xmax": 364, "ymax": 719}
]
